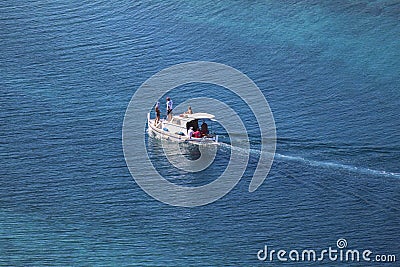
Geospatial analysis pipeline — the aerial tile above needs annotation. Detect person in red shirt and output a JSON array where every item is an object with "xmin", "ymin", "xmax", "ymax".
[{"xmin": 193, "ymin": 130, "xmax": 201, "ymax": 138}]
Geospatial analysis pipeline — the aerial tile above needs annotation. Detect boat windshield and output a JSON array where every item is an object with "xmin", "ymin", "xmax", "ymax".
[
  {"xmin": 171, "ymin": 117, "xmax": 182, "ymax": 125},
  {"xmin": 186, "ymin": 119, "xmax": 199, "ymax": 132}
]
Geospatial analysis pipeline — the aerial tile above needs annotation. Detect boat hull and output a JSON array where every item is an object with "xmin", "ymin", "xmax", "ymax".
[{"xmin": 147, "ymin": 116, "xmax": 218, "ymax": 145}]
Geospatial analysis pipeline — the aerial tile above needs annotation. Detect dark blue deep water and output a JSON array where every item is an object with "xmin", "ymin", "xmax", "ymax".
[{"xmin": 1, "ymin": 1, "xmax": 399, "ymax": 266}]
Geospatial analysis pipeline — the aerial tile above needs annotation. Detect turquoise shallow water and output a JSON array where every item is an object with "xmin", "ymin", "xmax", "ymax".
[{"xmin": 1, "ymin": 0, "xmax": 399, "ymax": 266}]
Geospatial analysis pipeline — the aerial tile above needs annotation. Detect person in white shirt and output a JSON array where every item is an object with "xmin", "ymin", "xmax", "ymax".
[
  {"xmin": 166, "ymin": 97, "xmax": 173, "ymax": 121},
  {"xmin": 187, "ymin": 127, "xmax": 194, "ymax": 139}
]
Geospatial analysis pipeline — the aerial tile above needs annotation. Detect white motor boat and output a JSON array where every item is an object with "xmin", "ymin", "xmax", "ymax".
[{"xmin": 147, "ymin": 112, "xmax": 219, "ymax": 144}]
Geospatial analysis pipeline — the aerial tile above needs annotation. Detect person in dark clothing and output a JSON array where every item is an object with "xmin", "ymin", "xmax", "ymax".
[
  {"xmin": 154, "ymin": 102, "xmax": 161, "ymax": 125},
  {"xmin": 201, "ymin": 121, "xmax": 209, "ymax": 136}
]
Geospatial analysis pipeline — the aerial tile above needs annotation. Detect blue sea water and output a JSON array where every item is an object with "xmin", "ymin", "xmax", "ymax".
[{"xmin": 1, "ymin": 0, "xmax": 399, "ymax": 266}]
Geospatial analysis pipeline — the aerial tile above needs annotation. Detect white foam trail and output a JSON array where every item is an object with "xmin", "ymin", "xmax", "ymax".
[
  {"xmin": 219, "ymin": 142, "xmax": 400, "ymax": 179},
  {"xmin": 274, "ymin": 153, "xmax": 400, "ymax": 179}
]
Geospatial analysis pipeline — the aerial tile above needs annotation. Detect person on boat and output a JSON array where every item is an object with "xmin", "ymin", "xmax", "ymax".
[
  {"xmin": 188, "ymin": 126, "xmax": 194, "ymax": 139},
  {"xmin": 193, "ymin": 129, "xmax": 201, "ymax": 138},
  {"xmin": 201, "ymin": 121, "xmax": 209, "ymax": 136},
  {"xmin": 166, "ymin": 97, "xmax": 173, "ymax": 121},
  {"xmin": 154, "ymin": 102, "xmax": 161, "ymax": 126},
  {"xmin": 185, "ymin": 106, "xmax": 193, "ymax": 114}
]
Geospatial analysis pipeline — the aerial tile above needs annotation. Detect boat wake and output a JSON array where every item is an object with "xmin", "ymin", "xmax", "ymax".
[
  {"xmin": 218, "ymin": 142, "xmax": 400, "ymax": 179},
  {"xmin": 274, "ymin": 153, "xmax": 400, "ymax": 179}
]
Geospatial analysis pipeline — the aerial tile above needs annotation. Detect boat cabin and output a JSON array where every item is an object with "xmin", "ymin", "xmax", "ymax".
[{"xmin": 162, "ymin": 113, "xmax": 215, "ymax": 137}]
